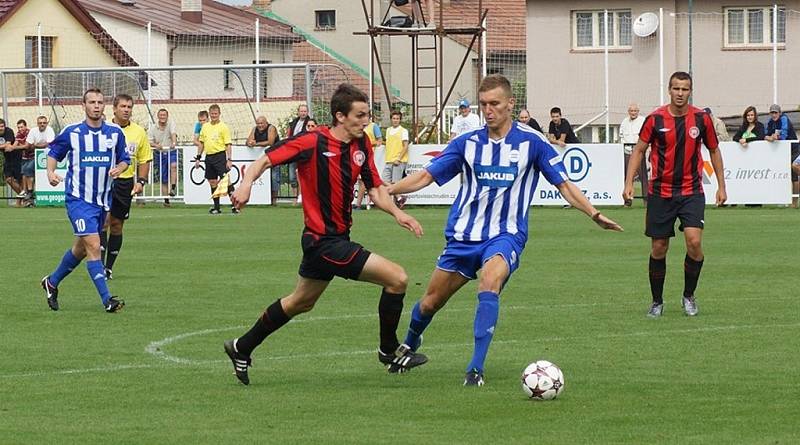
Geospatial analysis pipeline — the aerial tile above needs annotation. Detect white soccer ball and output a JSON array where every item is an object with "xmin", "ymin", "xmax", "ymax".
[{"xmin": 521, "ymin": 360, "xmax": 565, "ymax": 400}]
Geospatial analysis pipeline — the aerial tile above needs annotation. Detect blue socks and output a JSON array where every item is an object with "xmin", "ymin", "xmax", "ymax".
[
  {"xmin": 87, "ymin": 260, "xmax": 112, "ymax": 305},
  {"xmin": 50, "ymin": 249, "xmax": 81, "ymax": 287},
  {"xmin": 404, "ymin": 301, "xmax": 433, "ymax": 351},
  {"xmin": 467, "ymin": 291, "xmax": 500, "ymax": 373}
]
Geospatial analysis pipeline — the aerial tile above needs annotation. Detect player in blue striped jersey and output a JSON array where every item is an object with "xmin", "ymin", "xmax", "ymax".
[
  {"xmin": 40, "ymin": 88, "xmax": 130, "ymax": 313},
  {"xmin": 389, "ymin": 75, "xmax": 623, "ymax": 386}
]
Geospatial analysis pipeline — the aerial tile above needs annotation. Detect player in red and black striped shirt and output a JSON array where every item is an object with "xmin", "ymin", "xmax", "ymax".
[
  {"xmin": 221, "ymin": 84, "xmax": 428, "ymax": 385},
  {"xmin": 623, "ymin": 71, "xmax": 727, "ymax": 318}
]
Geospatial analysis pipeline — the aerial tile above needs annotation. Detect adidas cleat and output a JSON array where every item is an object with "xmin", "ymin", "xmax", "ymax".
[
  {"xmin": 104, "ymin": 297, "xmax": 125, "ymax": 313},
  {"xmin": 224, "ymin": 339, "xmax": 252, "ymax": 385},
  {"xmin": 682, "ymin": 296, "xmax": 698, "ymax": 316},
  {"xmin": 41, "ymin": 276, "xmax": 59, "ymax": 311},
  {"xmin": 380, "ymin": 343, "xmax": 428, "ymax": 374},
  {"xmin": 464, "ymin": 369, "xmax": 485, "ymax": 387},
  {"xmin": 646, "ymin": 302, "xmax": 664, "ymax": 318}
]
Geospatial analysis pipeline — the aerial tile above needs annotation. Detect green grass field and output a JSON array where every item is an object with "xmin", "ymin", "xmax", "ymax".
[{"xmin": 1, "ymin": 204, "xmax": 798, "ymax": 444}]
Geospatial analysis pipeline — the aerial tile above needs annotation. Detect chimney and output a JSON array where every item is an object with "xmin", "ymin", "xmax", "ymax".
[
  {"xmin": 181, "ymin": 0, "xmax": 202, "ymax": 24},
  {"xmin": 252, "ymin": 0, "xmax": 271, "ymax": 11}
]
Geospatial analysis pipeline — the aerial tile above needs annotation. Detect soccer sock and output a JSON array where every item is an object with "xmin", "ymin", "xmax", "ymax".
[
  {"xmin": 106, "ymin": 234, "xmax": 123, "ymax": 271},
  {"xmin": 649, "ymin": 256, "xmax": 667, "ymax": 304},
  {"xmin": 100, "ymin": 230, "xmax": 108, "ymax": 264},
  {"xmin": 236, "ymin": 299, "xmax": 292, "ymax": 356},
  {"xmin": 210, "ymin": 185, "xmax": 220, "ymax": 210},
  {"xmin": 683, "ymin": 254, "xmax": 704, "ymax": 299},
  {"xmin": 378, "ymin": 289, "xmax": 404, "ymax": 354},
  {"xmin": 404, "ymin": 301, "xmax": 434, "ymax": 351},
  {"xmin": 466, "ymin": 291, "xmax": 500, "ymax": 373},
  {"xmin": 49, "ymin": 249, "xmax": 82, "ymax": 287},
  {"xmin": 86, "ymin": 260, "xmax": 111, "ymax": 305}
]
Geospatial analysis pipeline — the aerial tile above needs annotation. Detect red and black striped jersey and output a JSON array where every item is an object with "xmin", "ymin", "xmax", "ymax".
[
  {"xmin": 639, "ymin": 105, "xmax": 719, "ymax": 198},
  {"xmin": 266, "ymin": 126, "xmax": 384, "ymax": 236}
]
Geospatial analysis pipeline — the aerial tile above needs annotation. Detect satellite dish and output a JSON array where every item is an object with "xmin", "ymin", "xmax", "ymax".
[{"xmin": 633, "ymin": 12, "xmax": 659, "ymax": 37}]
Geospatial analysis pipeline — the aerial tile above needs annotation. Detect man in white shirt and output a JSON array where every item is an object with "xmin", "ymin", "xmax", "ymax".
[
  {"xmin": 148, "ymin": 108, "xmax": 178, "ymax": 206},
  {"xmin": 24, "ymin": 115, "xmax": 56, "ymax": 205},
  {"xmin": 619, "ymin": 103, "xmax": 646, "ymax": 206},
  {"xmin": 450, "ymin": 99, "xmax": 481, "ymax": 139}
]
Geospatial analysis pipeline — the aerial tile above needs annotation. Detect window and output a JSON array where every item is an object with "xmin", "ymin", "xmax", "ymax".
[
  {"xmin": 223, "ymin": 60, "xmax": 233, "ymax": 90},
  {"xmin": 252, "ymin": 59, "xmax": 270, "ymax": 98},
  {"xmin": 572, "ymin": 10, "xmax": 632, "ymax": 50},
  {"xmin": 315, "ymin": 10, "xmax": 336, "ymax": 30},
  {"xmin": 724, "ymin": 6, "xmax": 786, "ymax": 48},
  {"xmin": 25, "ymin": 36, "xmax": 54, "ymax": 99}
]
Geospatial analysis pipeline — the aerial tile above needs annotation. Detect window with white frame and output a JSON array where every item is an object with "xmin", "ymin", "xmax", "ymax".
[
  {"xmin": 315, "ymin": 10, "xmax": 336, "ymax": 30},
  {"xmin": 572, "ymin": 10, "xmax": 632, "ymax": 50},
  {"xmin": 724, "ymin": 6, "xmax": 786, "ymax": 48}
]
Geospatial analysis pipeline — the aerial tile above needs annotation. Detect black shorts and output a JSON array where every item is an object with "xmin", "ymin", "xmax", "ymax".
[
  {"xmin": 204, "ymin": 151, "xmax": 228, "ymax": 180},
  {"xmin": 792, "ymin": 143, "xmax": 799, "ymax": 182},
  {"xmin": 110, "ymin": 177, "xmax": 134, "ymax": 220},
  {"xmin": 646, "ymin": 194, "xmax": 705, "ymax": 238},
  {"xmin": 298, "ymin": 231, "xmax": 371, "ymax": 282},
  {"xmin": 3, "ymin": 151, "xmax": 22, "ymax": 182}
]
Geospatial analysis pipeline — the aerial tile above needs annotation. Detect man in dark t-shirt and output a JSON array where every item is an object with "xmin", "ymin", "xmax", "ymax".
[
  {"xmin": 0, "ymin": 118, "xmax": 24, "ymax": 202},
  {"xmin": 222, "ymin": 84, "xmax": 428, "ymax": 386},
  {"xmin": 623, "ymin": 71, "xmax": 727, "ymax": 319},
  {"xmin": 547, "ymin": 107, "xmax": 580, "ymax": 146}
]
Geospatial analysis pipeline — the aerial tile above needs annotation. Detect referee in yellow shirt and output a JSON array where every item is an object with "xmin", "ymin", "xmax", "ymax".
[
  {"xmin": 194, "ymin": 104, "xmax": 234, "ymax": 214},
  {"xmin": 102, "ymin": 94, "xmax": 152, "ymax": 280}
]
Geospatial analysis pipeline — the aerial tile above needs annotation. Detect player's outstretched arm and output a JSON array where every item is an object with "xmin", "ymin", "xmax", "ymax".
[
  {"xmin": 387, "ymin": 169, "xmax": 434, "ymax": 196},
  {"xmin": 368, "ymin": 185, "xmax": 424, "ymax": 238},
  {"xmin": 557, "ymin": 181, "xmax": 623, "ymax": 232},
  {"xmin": 231, "ymin": 154, "xmax": 272, "ymax": 210}
]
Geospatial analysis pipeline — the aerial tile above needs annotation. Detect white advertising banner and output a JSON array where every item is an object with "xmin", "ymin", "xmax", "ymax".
[
  {"xmin": 701, "ymin": 141, "xmax": 791, "ymax": 205},
  {"xmin": 183, "ymin": 145, "xmax": 272, "ymax": 205},
  {"xmin": 531, "ymin": 144, "xmax": 625, "ymax": 206},
  {"xmin": 34, "ymin": 149, "xmax": 68, "ymax": 206}
]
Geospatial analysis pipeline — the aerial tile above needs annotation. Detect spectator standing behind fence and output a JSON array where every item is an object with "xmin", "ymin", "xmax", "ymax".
[
  {"xmin": 764, "ymin": 104, "xmax": 799, "ymax": 208},
  {"xmin": 13, "ymin": 120, "xmax": 30, "ymax": 207},
  {"xmin": 285, "ymin": 104, "xmax": 310, "ymax": 204},
  {"xmin": 149, "ymin": 109, "xmax": 179, "ymax": 207},
  {"xmin": 246, "ymin": 116, "xmax": 279, "ymax": 205},
  {"xmin": 25, "ymin": 116, "xmax": 55, "ymax": 207},
  {"xmin": 451, "ymin": 99, "xmax": 481, "ymax": 139},
  {"xmin": 0, "ymin": 118, "xmax": 24, "ymax": 206},
  {"xmin": 517, "ymin": 109, "xmax": 543, "ymax": 132},
  {"xmin": 193, "ymin": 110, "xmax": 208, "ymax": 149},
  {"xmin": 619, "ymin": 103, "xmax": 646, "ymax": 207},
  {"xmin": 733, "ymin": 106, "xmax": 765, "ymax": 147},
  {"xmin": 383, "ymin": 110, "xmax": 410, "ymax": 209},
  {"xmin": 703, "ymin": 108, "xmax": 731, "ymax": 142},
  {"xmin": 547, "ymin": 107, "xmax": 580, "ymax": 147}
]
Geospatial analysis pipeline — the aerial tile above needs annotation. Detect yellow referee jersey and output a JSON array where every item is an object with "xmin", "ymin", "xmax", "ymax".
[
  {"xmin": 117, "ymin": 121, "xmax": 152, "ymax": 179},
  {"xmin": 199, "ymin": 121, "xmax": 232, "ymax": 155}
]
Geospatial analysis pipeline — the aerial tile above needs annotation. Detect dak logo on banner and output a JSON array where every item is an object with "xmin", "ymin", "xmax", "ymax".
[{"xmin": 532, "ymin": 144, "xmax": 624, "ymax": 205}]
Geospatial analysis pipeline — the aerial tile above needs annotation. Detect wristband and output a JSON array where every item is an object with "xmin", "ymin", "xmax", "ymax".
[{"xmin": 137, "ymin": 178, "xmax": 148, "ymax": 186}]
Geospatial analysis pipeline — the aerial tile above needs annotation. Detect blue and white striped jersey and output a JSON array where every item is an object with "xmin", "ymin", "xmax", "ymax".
[
  {"xmin": 48, "ymin": 121, "xmax": 129, "ymax": 210},
  {"xmin": 427, "ymin": 122, "xmax": 568, "ymax": 242}
]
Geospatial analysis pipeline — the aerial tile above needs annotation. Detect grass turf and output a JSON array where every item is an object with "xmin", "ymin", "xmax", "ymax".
[{"xmin": 1, "ymin": 204, "xmax": 798, "ymax": 444}]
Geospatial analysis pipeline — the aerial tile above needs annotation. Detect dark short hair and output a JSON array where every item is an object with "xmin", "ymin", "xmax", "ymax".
[
  {"xmin": 209, "ymin": 104, "xmax": 221, "ymax": 112},
  {"xmin": 669, "ymin": 71, "xmax": 692, "ymax": 89},
  {"xmin": 113, "ymin": 94, "xmax": 133, "ymax": 107},
  {"xmin": 330, "ymin": 83, "xmax": 369, "ymax": 125},
  {"xmin": 550, "ymin": 107, "xmax": 562, "ymax": 115},
  {"xmin": 82, "ymin": 88, "xmax": 103, "ymax": 103},
  {"xmin": 198, "ymin": 110, "xmax": 209, "ymax": 118},
  {"xmin": 0, "ymin": 118, "xmax": 5, "ymax": 126},
  {"xmin": 478, "ymin": 74, "xmax": 512, "ymax": 97},
  {"xmin": 17, "ymin": 119, "xmax": 27, "ymax": 126},
  {"xmin": 307, "ymin": 118, "xmax": 318, "ymax": 125},
  {"xmin": 391, "ymin": 110, "xmax": 402, "ymax": 118}
]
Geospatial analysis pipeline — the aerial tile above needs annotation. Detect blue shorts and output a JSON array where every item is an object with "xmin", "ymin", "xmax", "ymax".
[
  {"xmin": 155, "ymin": 150, "xmax": 178, "ymax": 183},
  {"xmin": 436, "ymin": 233, "xmax": 526, "ymax": 280},
  {"xmin": 65, "ymin": 197, "xmax": 106, "ymax": 237}
]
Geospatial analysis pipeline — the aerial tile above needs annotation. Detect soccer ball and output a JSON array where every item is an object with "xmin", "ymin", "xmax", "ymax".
[{"xmin": 521, "ymin": 360, "xmax": 565, "ymax": 400}]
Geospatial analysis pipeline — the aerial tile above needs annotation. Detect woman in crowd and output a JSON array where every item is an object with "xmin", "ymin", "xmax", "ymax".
[{"xmin": 733, "ymin": 106, "xmax": 765, "ymax": 147}]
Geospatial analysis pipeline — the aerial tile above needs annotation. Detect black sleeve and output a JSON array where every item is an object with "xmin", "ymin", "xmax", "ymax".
[
  {"xmin": 529, "ymin": 119, "xmax": 543, "ymax": 133},
  {"xmin": 548, "ymin": 121, "xmax": 557, "ymax": 134},
  {"xmin": 733, "ymin": 125, "xmax": 744, "ymax": 142},
  {"xmin": 752, "ymin": 122, "xmax": 765, "ymax": 141}
]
